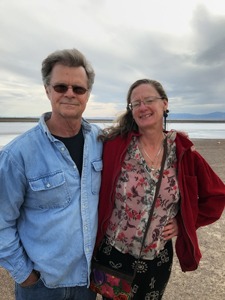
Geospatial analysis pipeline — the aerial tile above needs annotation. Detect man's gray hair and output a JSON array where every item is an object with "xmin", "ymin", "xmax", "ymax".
[{"xmin": 41, "ymin": 48, "xmax": 95, "ymax": 92}]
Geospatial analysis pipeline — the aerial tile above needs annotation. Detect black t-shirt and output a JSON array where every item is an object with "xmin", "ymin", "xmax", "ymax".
[{"xmin": 53, "ymin": 127, "xmax": 84, "ymax": 176}]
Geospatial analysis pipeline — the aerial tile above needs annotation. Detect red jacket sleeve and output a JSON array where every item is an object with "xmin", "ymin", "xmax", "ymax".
[{"xmin": 193, "ymin": 151, "xmax": 225, "ymax": 229}]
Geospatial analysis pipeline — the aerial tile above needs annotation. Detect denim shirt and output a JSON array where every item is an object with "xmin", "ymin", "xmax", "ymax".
[{"xmin": 0, "ymin": 113, "xmax": 103, "ymax": 288}]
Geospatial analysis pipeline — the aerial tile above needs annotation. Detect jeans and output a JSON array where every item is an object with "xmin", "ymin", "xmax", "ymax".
[{"xmin": 15, "ymin": 279, "xmax": 97, "ymax": 300}]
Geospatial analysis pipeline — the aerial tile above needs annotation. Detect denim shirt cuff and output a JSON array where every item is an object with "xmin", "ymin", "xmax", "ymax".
[{"xmin": 11, "ymin": 257, "xmax": 34, "ymax": 284}]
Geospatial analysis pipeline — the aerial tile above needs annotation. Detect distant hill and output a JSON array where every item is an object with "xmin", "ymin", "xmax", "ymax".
[
  {"xmin": 1, "ymin": 112, "xmax": 225, "ymax": 122},
  {"xmin": 168, "ymin": 112, "xmax": 225, "ymax": 120}
]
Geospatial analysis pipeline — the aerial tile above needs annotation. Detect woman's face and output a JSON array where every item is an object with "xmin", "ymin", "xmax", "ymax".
[{"xmin": 130, "ymin": 84, "xmax": 168, "ymax": 133}]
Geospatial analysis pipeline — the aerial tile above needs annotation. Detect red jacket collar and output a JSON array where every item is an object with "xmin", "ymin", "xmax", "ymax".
[{"xmin": 106, "ymin": 130, "xmax": 194, "ymax": 162}]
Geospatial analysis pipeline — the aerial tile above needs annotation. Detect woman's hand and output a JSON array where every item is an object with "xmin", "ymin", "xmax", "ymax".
[{"xmin": 162, "ymin": 218, "xmax": 178, "ymax": 240}]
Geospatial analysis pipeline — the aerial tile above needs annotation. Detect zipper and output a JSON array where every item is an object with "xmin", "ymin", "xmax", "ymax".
[{"xmin": 178, "ymin": 149, "xmax": 198, "ymax": 267}]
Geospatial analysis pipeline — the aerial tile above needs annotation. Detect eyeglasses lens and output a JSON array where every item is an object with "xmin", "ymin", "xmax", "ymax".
[
  {"xmin": 53, "ymin": 85, "xmax": 87, "ymax": 95},
  {"xmin": 73, "ymin": 87, "xmax": 87, "ymax": 95},
  {"xmin": 53, "ymin": 85, "xmax": 68, "ymax": 93}
]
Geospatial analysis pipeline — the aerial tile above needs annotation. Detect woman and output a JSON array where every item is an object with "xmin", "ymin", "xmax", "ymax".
[{"xmin": 92, "ymin": 79, "xmax": 225, "ymax": 299}]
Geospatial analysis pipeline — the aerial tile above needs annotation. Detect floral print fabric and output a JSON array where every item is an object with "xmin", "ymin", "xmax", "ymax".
[
  {"xmin": 106, "ymin": 131, "xmax": 180, "ymax": 260},
  {"xmin": 90, "ymin": 271, "xmax": 131, "ymax": 299}
]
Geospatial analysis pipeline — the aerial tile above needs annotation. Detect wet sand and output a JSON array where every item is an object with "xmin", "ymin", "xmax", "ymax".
[{"xmin": 0, "ymin": 139, "xmax": 225, "ymax": 300}]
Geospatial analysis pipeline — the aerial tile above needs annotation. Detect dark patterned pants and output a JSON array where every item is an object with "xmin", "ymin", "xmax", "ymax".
[{"xmin": 98, "ymin": 238, "xmax": 173, "ymax": 300}]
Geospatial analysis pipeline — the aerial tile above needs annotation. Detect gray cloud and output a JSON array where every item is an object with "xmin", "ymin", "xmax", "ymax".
[{"xmin": 0, "ymin": 1, "xmax": 225, "ymax": 117}]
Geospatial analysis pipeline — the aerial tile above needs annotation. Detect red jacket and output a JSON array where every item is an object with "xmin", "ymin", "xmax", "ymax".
[{"xmin": 96, "ymin": 132, "xmax": 225, "ymax": 271}]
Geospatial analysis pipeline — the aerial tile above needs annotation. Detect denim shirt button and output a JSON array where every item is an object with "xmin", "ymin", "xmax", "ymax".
[
  {"xmin": 61, "ymin": 147, "xmax": 65, "ymax": 151},
  {"xmin": 73, "ymin": 165, "xmax": 77, "ymax": 169},
  {"xmin": 83, "ymin": 205, "xmax": 86, "ymax": 209},
  {"xmin": 85, "ymin": 226, "xmax": 88, "ymax": 230},
  {"xmin": 46, "ymin": 183, "xmax": 50, "ymax": 188},
  {"xmin": 86, "ymin": 248, "xmax": 89, "ymax": 252}
]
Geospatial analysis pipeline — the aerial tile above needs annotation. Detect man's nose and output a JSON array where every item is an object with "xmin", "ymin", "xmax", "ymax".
[{"xmin": 64, "ymin": 86, "xmax": 75, "ymax": 97}]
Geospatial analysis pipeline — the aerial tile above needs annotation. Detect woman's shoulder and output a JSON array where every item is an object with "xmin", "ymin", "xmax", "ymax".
[
  {"xmin": 174, "ymin": 131, "xmax": 194, "ymax": 149},
  {"xmin": 104, "ymin": 131, "xmax": 138, "ymax": 145}
]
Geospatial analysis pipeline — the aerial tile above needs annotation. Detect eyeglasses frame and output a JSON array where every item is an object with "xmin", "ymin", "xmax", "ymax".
[
  {"xmin": 128, "ymin": 96, "xmax": 163, "ymax": 110},
  {"xmin": 49, "ymin": 84, "xmax": 89, "ymax": 95}
]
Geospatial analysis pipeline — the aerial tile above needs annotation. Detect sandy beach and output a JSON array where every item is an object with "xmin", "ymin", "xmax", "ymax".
[{"xmin": 0, "ymin": 138, "xmax": 224, "ymax": 300}]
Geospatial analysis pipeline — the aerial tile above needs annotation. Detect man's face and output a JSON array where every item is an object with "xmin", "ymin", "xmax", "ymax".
[{"xmin": 45, "ymin": 64, "xmax": 89, "ymax": 122}]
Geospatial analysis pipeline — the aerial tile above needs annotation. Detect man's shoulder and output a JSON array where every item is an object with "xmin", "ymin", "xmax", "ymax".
[
  {"xmin": 1, "ymin": 124, "xmax": 42, "ymax": 154},
  {"xmin": 90, "ymin": 123, "xmax": 101, "ymax": 134},
  {"xmin": 82, "ymin": 118, "xmax": 101, "ymax": 136}
]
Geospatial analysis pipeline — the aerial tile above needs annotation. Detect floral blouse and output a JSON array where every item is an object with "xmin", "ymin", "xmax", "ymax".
[{"xmin": 105, "ymin": 131, "xmax": 180, "ymax": 260}]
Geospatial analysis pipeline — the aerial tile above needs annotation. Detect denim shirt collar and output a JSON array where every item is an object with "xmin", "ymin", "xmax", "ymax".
[{"xmin": 39, "ymin": 112, "xmax": 92, "ymax": 141}]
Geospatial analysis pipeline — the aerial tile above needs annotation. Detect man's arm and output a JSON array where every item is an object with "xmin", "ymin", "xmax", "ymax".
[{"xmin": 0, "ymin": 151, "xmax": 34, "ymax": 283}]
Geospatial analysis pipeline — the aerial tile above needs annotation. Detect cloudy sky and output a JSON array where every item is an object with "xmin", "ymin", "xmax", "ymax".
[{"xmin": 1, "ymin": 0, "xmax": 225, "ymax": 118}]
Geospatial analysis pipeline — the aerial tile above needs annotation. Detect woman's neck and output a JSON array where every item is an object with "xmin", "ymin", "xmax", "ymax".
[
  {"xmin": 139, "ymin": 129, "xmax": 164, "ymax": 150},
  {"xmin": 138, "ymin": 128, "xmax": 165, "ymax": 173}
]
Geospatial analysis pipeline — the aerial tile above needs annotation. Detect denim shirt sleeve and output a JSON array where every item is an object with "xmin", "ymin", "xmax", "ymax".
[
  {"xmin": 0, "ymin": 116, "xmax": 103, "ymax": 287},
  {"xmin": 0, "ymin": 150, "xmax": 34, "ymax": 283}
]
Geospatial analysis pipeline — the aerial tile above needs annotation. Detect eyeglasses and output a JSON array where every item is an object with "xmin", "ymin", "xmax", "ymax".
[
  {"xmin": 128, "ymin": 97, "xmax": 163, "ymax": 110},
  {"xmin": 50, "ymin": 84, "xmax": 88, "ymax": 95}
]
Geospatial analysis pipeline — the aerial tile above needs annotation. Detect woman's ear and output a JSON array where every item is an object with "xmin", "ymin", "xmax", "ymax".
[{"xmin": 163, "ymin": 99, "xmax": 168, "ymax": 111}]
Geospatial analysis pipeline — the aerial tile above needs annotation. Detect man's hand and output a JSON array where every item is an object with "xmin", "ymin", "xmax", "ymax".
[
  {"xmin": 177, "ymin": 130, "xmax": 189, "ymax": 139},
  {"xmin": 177, "ymin": 130, "xmax": 195, "ymax": 151},
  {"xmin": 20, "ymin": 270, "xmax": 40, "ymax": 287}
]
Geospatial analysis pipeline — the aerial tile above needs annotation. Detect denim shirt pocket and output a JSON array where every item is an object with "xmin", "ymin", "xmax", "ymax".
[
  {"xmin": 91, "ymin": 159, "xmax": 103, "ymax": 195},
  {"xmin": 28, "ymin": 170, "xmax": 71, "ymax": 209}
]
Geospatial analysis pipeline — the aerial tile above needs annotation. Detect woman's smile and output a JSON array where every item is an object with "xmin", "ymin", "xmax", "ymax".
[{"xmin": 139, "ymin": 113, "xmax": 153, "ymax": 119}]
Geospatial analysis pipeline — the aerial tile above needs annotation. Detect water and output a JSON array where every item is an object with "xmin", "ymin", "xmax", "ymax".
[
  {"xmin": 96, "ymin": 122, "xmax": 225, "ymax": 139},
  {"xmin": 0, "ymin": 122, "xmax": 36, "ymax": 147},
  {"xmin": 0, "ymin": 121, "xmax": 225, "ymax": 148},
  {"xmin": 166, "ymin": 122, "xmax": 225, "ymax": 139}
]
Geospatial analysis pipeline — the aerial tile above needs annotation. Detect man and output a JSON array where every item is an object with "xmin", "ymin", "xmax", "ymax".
[{"xmin": 0, "ymin": 49, "xmax": 102, "ymax": 299}]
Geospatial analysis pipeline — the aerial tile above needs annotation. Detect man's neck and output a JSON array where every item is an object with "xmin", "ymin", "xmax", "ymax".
[{"xmin": 46, "ymin": 114, "xmax": 82, "ymax": 137}]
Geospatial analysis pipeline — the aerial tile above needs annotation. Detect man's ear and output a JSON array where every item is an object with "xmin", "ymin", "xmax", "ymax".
[
  {"xmin": 85, "ymin": 92, "xmax": 90, "ymax": 104},
  {"xmin": 44, "ymin": 85, "xmax": 50, "ymax": 100}
]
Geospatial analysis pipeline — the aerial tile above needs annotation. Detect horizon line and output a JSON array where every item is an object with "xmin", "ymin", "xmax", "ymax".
[{"xmin": 0, "ymin": 117, "xmax": 225, "ymax": 123}]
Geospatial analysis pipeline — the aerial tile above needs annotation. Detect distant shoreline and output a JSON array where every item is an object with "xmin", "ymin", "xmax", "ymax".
[{"xmin": 0, "ymin": 117, "xmax": 225, "ymax": 123}]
